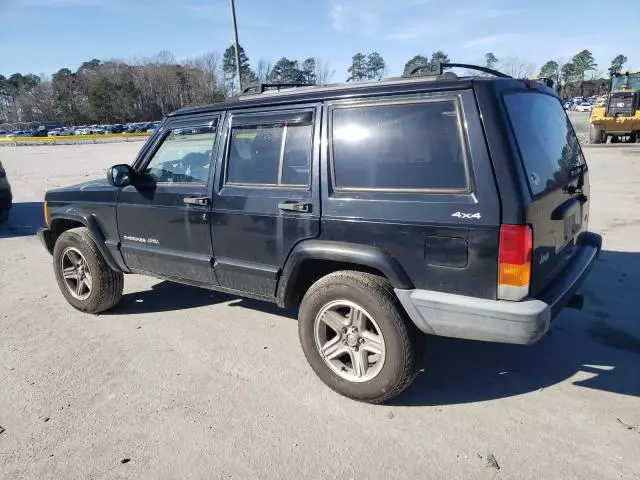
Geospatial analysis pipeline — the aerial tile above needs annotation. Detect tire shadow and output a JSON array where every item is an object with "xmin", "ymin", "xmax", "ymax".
[
  {"xmin": 394, "ymin": 249, "xmax": 640, "ymax": 406},
  {"xmin": 101, "ymin": 250, "xmax": 640, "ymax": 406},
  {"xmin": 107, "ymin": 279, "xmax": 297, "ymax": 319}
]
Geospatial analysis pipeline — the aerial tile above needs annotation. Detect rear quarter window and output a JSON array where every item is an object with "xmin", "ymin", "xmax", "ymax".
[
  {"xmin": 330, "ymin": 99, "xmax": 469, "ymax": 192},
  {"xmin": 504, "ymin": 92, "xmax": 584, "ymax": 197}
]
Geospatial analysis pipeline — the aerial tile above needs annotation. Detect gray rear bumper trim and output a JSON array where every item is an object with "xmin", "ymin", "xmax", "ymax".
[
  {"xmin": 394, "ymin": 232, "xmax": 601, "ymax": 345},
  {"xmin": 395, "ymin": 289, "xmax": 550, "ymax": 345}
]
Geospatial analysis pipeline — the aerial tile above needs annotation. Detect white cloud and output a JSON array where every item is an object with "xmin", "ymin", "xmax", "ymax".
[
  {"xmin": 388, "ymin": 21, "xmax": 442, "ymax": 41},
  {"xmin": 448, "ymin": 6, "xmax": 522, "ymax": 19},
  {"xmin": 464, "ymin": 34, "xmax": 518, "ymax": 48},
  {"xmin": 388, "ymin": 5, "xmax": 521, "ymax": 42},
  {"xmin": 329, "ymin": 0, "xmax": 430, "ymax": 35},
  {"xmin": 329, "ymin": 4, "xmax": 347, "ymax": 30}
]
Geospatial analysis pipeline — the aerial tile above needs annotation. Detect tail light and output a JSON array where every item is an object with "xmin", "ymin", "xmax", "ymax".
[{"xmin": 498, "ymin": 224, "xmax": 532, "ymax": 301}]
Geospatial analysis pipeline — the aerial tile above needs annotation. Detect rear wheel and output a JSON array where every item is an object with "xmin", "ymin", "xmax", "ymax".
[
  {"xmin": 589, "ymin": 125, "xmax": 603, "ymax": 144},
  {"xmin": 627, "ymin": 133, "xmax": 637, "ymax": 144},
  {"xmin": 298, "ymin": 271, "xmax": 422, "ymax": 404},
  {"xmin": 52, "ymin": 227, "xmax": 124, "ymax": 313}
]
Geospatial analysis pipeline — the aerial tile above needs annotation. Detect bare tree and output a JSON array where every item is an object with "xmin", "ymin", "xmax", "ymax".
[
  {"xmin": 587, "ymin": 69, "xmax": 604, "ymax": 81},
  {"xmin": 255, "ymin": 59, "xmax": 272, "ymax": 84},
  {"xmin": 315, "ymin": 58, "xmax": 335, "ymax": 85},
  {"xmin": 498, "ymin": 56, "xmax": 536, "ymax": 78}
]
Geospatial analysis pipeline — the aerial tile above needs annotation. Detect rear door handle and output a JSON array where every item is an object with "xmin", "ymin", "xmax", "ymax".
[
  {"xmin": 183, "ymin": 196, "xmax": 211, "ymax": 206},
  {"xmin": 278, "ymin": 201, "xmax": 311, "ymax": 213}
]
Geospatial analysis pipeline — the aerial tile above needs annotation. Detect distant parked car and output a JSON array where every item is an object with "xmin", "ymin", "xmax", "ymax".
[
  {"xmin": 48, "ymin": 128, "xmax": 74, "ymax": 137},
  {"xmin": 0, "ymin": 160, "xmax": 12, "ymax": 223},
  {"xmin": 110, "ymin": 124, "xmax": 125, "ymax": 134},
  {"xmin": 76, "ymin": 128, "xmax": 91, "ymax": 135},
  {"xmin": 575, "ymin": 103, "xmax": 593, "ymax": 112}
]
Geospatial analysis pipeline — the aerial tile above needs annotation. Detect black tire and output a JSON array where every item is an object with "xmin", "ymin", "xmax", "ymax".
[
  {"xmin": 589, "ymin": 124, "xmax": 603, "ymax": 144},
  {"xmin": 298, "ymin": 271, "xmax": 422, "ymax": 404},
  {"xmin": 52, "ymin": 227, "xmax": 124, "ymax": 313}
]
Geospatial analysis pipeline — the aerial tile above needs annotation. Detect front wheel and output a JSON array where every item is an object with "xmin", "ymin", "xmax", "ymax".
[
  {"xmin": 52, "ymin": 227, "xmax": 124, "ymax": 313},
  {"xmin": 298, "ymin": 271, "xmax": 422, "ymax": 404}
]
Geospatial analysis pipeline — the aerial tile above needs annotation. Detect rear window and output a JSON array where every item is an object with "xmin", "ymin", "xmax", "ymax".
[
  {"xmin": 504, "ymin": 92, "xmax": 584, "ymax": 196},
  {"xmin": 331, "ymin": 100, "xmax": 469, "ymax": 191}
]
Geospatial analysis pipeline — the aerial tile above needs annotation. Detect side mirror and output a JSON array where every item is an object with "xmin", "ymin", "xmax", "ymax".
[{"xmin": 107, "ymin": 164, "xmax": 134, "ymax": 188}]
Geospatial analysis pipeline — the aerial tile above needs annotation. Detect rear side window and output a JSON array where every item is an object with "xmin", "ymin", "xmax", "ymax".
[
  {"xmin": 331, "ymin": 99, "xmax": 469, "ymax": 191},
  {"xmin": 504, "ymin": 92, "xmax": 584, "ymax": 196},
  {"xmin": 226, "ymin": 120, "xmax": 312, "ymax": 187}
]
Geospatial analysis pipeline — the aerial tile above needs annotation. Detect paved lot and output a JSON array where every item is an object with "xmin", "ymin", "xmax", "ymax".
[{"xmin": 1, "ymin": 142, "xmax": 639, "ymax": 480}]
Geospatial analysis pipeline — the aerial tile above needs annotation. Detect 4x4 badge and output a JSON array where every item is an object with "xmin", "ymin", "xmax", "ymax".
[{"xmin": 451, "ymin": 212, "xmax": 482, "ymax": 220}]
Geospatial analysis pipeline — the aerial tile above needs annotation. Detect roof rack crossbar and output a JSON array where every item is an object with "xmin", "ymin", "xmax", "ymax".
[
  {"xmin": 241, "ymin": 82, "xmax": 313, "ymax": 95},
  {"xmin": 407, "ymin": 62, "xmax": 511, "ymax": 79}
]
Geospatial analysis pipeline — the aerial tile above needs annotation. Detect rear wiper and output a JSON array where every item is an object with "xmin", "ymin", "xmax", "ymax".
[{"xmin": 564, "ymin": 164, "xmax": 586, "ymax": 196}]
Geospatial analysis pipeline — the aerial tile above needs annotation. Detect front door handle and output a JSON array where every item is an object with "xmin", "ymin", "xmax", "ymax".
[
  {"xmin": 183, "ymin": 196, "xmax": 211, "ymax": 206},
  {"xmin": 278, "ymin": 201, "xmax": 311, "ymax": 213}
]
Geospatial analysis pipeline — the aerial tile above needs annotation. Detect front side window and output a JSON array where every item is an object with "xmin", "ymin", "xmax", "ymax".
[
  {"xmin": 144, "ymin": 121, "xmax": 217, "ymax": 184},
  {"xmin": 331, "ymin": 99, "xmax": 469, "ymax": 191},
  {"xmin": 226, "ymin": 117, "xmax": 313, "ymax": 187}
]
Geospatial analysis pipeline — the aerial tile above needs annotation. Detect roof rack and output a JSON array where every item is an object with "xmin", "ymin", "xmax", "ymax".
[
  {"xmin": 241, "ymin": 82, "xmax": 313, "ymax": 95},
  {"xmin": 406, "ymin": 62, "xmax": 511, "ymax": 79}
]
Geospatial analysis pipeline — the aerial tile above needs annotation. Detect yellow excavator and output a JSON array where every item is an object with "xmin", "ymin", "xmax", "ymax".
[{"xmin": 590, "ymin": 71, "xmax": 640, "ymax": 143}]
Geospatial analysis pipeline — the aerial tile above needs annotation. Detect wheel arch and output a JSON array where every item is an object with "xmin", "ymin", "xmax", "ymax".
[
  {"xmin": 276, "ymin": 240, "xmax": 414, "ymax": 308},
  {"xmin": 49, "ymin": 212, "xmax": 125, "ymax": 273}
]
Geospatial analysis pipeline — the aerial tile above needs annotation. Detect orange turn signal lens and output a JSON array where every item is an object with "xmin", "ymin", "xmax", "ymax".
[
  {"xmin": 498, "ymin": 262, "xmax": 531, "ymax": 287},
  {"xmin": 44, "ymin": 200, "xmax": 49, "ymax": 225}
]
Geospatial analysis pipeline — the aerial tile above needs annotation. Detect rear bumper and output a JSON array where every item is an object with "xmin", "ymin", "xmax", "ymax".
[{"xmin": 395, "ymin": 232, "xmax": 602, "ymax": 345}]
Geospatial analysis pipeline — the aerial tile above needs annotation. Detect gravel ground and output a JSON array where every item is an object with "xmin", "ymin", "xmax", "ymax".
[
  {"xmin": 567, "ymin": 111, "xmax": 591, "ymax": 144},
  {"xmin": 0, "ymin": 142, "xmax": 639, "ymax": 480}
]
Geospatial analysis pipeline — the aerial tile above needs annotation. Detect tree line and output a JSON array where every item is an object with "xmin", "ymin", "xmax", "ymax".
[
  {"xmin": 538, "ymin": 51, "xmax": 629, "ymax": 97},
  {"xmin": 0, "ymin": 46, "xmax": 631, "ymax": 127},
  {"xmin": 0, "ymin": 46, "xmax": 335, "ymax": 127}
]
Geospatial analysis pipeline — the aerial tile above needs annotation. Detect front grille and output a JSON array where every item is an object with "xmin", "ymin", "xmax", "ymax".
[{"xmin": 606, "ymin": 92, "xmax": 638, "ymax": 117}]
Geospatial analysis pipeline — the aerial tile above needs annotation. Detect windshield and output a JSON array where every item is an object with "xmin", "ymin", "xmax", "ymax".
[
  {"xmin": 611, "ymin": 74, "xmax": 640, "ymax": 91},
  {"xmin": 504, "ymin": 92, "xmax": 584, "ymax": 197}
]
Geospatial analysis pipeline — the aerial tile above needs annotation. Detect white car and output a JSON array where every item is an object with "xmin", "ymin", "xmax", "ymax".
[
  {"xmin": 575, "ymin": 103, "xmax": 593, "ymax": 112},
  {"xmin": 47, "ymin": 128, "xmax": 73, "ymax": 137},
  {"xmin": 75, "ymin": 128, "xmax": 91, "ymax": 135}
]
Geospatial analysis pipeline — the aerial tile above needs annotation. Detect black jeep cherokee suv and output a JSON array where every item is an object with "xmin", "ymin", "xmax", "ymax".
[{"xmin": 38, "ymin": 64, "xmax": 602, "ymax": 403}]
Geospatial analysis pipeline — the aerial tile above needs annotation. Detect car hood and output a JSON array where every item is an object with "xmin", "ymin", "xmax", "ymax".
[{"xmin": 46, "ymin": 178, "xmax": 118, "ymax": 203}]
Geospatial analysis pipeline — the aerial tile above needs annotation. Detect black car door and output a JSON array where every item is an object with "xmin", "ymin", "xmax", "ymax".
[
  {"xmin": 210, "ymin": 105, "xmax": 321, "ymax": 298},
  {"xmin": 116, "ymin": 114, "xmax": 222, "ymax": 284}
]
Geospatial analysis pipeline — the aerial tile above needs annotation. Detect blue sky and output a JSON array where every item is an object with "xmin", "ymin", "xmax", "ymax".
[{"xmin": 2, "ymin": 0, "xmax": 639, "ymax": 80}]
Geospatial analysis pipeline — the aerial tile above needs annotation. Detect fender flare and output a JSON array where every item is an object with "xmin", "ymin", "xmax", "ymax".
[
  {"xmin": 50, "ymin": 212, "xmax": 127, "ymax": 273},
  {"xmin": 276, "ymin": 240, "xmax": 414, "ymax": 307}
]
